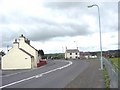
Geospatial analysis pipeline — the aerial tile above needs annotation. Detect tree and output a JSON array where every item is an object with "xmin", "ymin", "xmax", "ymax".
[
  {"xmin": 0, "ymin": 51, "xmax": 5, "ymax": 56},
  {"xmin": 38, "ymin": 50, "xmax": 44, "ymax": 59}
]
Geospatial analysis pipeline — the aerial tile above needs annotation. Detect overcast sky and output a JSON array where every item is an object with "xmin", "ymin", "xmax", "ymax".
[{"xmin": 0, "ymin": 0, "xmax": 119, "ymax": 54}]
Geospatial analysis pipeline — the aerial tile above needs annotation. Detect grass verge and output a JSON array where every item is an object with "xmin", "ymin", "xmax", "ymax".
[
  {"xmin": 109, "ymin": 58, "xmax": 119, "ymax": 73},
  {"xmin": 103, "ymin": 67, "xmax": 110, "ymax": 89}
]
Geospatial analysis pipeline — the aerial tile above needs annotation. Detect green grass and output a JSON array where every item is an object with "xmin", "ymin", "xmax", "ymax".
[
  {"xmin": 109, "ymin": 58, "xmax": 120, "ymax": 72},
  {"xmin": 103, "ymin": 67, "xmax": 110, "ymax": 89}
]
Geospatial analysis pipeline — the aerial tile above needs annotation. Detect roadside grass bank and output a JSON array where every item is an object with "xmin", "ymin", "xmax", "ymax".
[
  {"xmin": 103, "ymin": 67, "xmax": 110, "ymax": 89},
  {"xmin": 109, "ymin": 58, "xmax": 119, "ymax": 73}
]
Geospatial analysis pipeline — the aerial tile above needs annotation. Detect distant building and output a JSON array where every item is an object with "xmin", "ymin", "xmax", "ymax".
[
  {"xmin": 80, "ymin": 52, "xmax": 97, "ymax": 59},
  {"xmin": 79, "ymin": 52, "xmax": 90, "ymax": 59},
  {"xmin": 65, "ymin": 49, "xmax": 80, "ymax": 59},
  {"xmin": 1, "ymin": 34, "xmax": 41, "ymax": 70}
]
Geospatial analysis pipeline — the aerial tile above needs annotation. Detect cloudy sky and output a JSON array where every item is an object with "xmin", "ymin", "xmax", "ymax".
[{"xmin": 0, "ymin": 0, "xmax": 119, "ymax": 54}]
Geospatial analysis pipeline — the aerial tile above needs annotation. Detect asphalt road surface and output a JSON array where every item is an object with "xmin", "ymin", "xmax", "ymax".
[
  {"xmin": 1, "ymin": 59, "xmax": 104, "ymax": 88},
  {"xmin": 65, "ymin": 60, "xmax": 104, "ymax": 88}
]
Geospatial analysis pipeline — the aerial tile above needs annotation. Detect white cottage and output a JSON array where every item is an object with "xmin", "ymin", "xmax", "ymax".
[
  {"xmin": 2, "ymin": 34, "xmax": 40, "ymax": 70},
  {"xmin": 65, "ymin": 49, "xmax": 80, "ymax": 59}
]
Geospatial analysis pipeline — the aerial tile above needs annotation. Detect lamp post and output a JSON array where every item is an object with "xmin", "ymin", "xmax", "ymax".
[{"xmin": 88, "ymin": 4, "xmax": 103, "ymax": 70}]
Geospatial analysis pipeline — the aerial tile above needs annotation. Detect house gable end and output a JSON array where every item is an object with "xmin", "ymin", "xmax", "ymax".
[{"xmin": 19, "ymin": 48, "xmax": 34, "ymax": 58}]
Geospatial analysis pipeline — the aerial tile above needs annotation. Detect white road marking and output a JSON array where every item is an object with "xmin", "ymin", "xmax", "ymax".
[
  {"xmin": 0, "ymin": 76, "xmax": 35, "ymax": 88},
  {"xmin": 35, "ymin": 61, "xmax": 72, "ymax": 78},
  {"xmin": 35, "ymin": 74, "xmax": 43, "ymax": 78},
  {"xmin": 0, "ymin": 60, "xmax": 72, "ymax": 88}
]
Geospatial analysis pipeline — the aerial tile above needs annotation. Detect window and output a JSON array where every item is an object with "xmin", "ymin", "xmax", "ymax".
[
  {"xmin": 76, "ymin": 56, "xmax": 78, "ymax": 58},
  {"xmin": 76, "ymin": 53, "xmax": 77, "ymax": 55},
  {"xmin": 70, "ymin": 53, "xmax": 72, "ymax": 55},
  {"xmin": 70, "ymin": 57, "xmax": 72, "ymax": 58}
]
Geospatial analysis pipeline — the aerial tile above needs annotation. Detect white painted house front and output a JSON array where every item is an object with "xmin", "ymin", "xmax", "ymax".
[
  {"xmin": 2, "ymin": 34, "xmax": 40, "ymax": 70},
  {"xmin": 65, "ymin": 49, "xmax": 80, "ymax": 59}
]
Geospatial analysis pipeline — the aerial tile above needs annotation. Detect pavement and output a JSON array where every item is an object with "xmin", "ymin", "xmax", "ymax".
[{"xmin": 65, "ymin": 60, "xmax": 105, "ymax": 88}]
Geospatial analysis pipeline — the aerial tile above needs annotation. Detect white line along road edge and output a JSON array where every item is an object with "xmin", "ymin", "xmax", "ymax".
[
  {"xmin": 0, "ymin": 60, "xmax": 72, "ymax": 89},
  {"xmin": 0, "ymin": 64, "xmax": 46, "ymax": 78}
]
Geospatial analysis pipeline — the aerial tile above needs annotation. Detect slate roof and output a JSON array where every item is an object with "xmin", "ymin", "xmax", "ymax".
[
  {"xmin": 19, "ymin": 34, "xmax": 38, "ymax": 51},
  {"xmin": 28, "ymin": 44, "xmax": 38, "ymax": 51},
  {"xmin": 19, "ymin": 48, "xmax": 34, "ymax": 58},
  {"xmin": 66, "ymin": 49, "xmax": 79, "ymax": 53}
]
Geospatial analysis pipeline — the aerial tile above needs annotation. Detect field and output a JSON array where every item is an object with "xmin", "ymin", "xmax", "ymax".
[{"xmin": 109, "ymin": 58, "xmax": 119, "ymax": 72}]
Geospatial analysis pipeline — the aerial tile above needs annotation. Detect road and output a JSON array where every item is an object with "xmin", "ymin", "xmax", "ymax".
[
  {"xmin": 1, "ymin": 60, "xmax": 89, "ymax": 88},
  {"xmin": 65, "ymin": 59, "xmax": 104, "ymax": 88}
]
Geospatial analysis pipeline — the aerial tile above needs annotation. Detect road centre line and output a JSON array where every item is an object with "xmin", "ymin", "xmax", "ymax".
[
  {"xmin": 35, "ymin": 60, "xmax": 72, "ymax": 78},
  {"xmin": 0, "ymin": 60, "xmax": 72, "ymax": 89}
]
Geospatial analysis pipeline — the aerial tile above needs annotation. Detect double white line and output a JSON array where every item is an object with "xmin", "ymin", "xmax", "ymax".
[{"xmin": 0, "ymin": 60, "xmax": 72, "ymax": 88}]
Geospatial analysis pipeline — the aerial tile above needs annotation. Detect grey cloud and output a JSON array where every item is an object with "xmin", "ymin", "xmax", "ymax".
[
  {"xmin": 45, "ymin": 2, "xmax": 118, "ymax": 33},
  {"xmin": 25, "ymin": 21, "xmax": 91, "ymax": 41},
  {"xmin": 0, "ymin": 2, "xmax": 118, "ymax": 49},
  {"xmin": 2, "ymin": 41, "xmax": 12, "ymax": 48},
  {"xmin": 0, "ymin": 13, "xmax": 57, "ymax": 26},
  {"xmin": 1, "ymin": 19, "xmax": 91, "ymax": 47},
  {"xmin": 1, "ymin": 27, "xmax": 27, "ymax": 47},
  {"xmin": 44, "ymin": 2, "xmax": 85, "ymax": 9},
  {"xmin": 1, "ymin": 29, "xmax": 15, "ymax": 48}
]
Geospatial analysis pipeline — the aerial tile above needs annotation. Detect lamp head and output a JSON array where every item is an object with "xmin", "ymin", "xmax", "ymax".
[
  {"xmin": 88, "ymin": 4, "xmax": 98, "ymax": 8},
  {"xmin": 88, "ymin": 5, "xmax": 94, "ymax": 8}
]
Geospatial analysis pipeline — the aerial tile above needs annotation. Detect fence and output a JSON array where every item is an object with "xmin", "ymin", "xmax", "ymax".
[{"xmin": 103, "ymin": 57, "xmax": 118, "ymax": 88}]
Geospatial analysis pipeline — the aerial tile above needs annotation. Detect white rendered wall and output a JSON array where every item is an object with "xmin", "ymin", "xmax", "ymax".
[
  {"xmin": 65, "ymin": 52, "xmax": 80, "ymax": 59},
  {"xmin": 1, "ymin": 45, "xmax": 32, "ymax": 70},
  {"xmin": 19, "ymin": 37, "xmax": 39, "ymax": 67}
]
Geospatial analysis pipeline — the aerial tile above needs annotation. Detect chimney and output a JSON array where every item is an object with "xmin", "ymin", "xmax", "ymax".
[
  {"xmin": 19, "ymin": 34, "xmax": 25, "ymax": 42},
  {"xmin": 25, "ymin": 38, "xmax": 30, "ymax": 45},
  {"xmin": 13, "ymin": 39, "xmax": 19, "ymax": 48}
]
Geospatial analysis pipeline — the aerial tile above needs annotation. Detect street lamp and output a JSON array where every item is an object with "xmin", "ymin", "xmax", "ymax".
[{"xmin": 88, "ymin": 4, "xmax": 103, "ymax": 70}]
